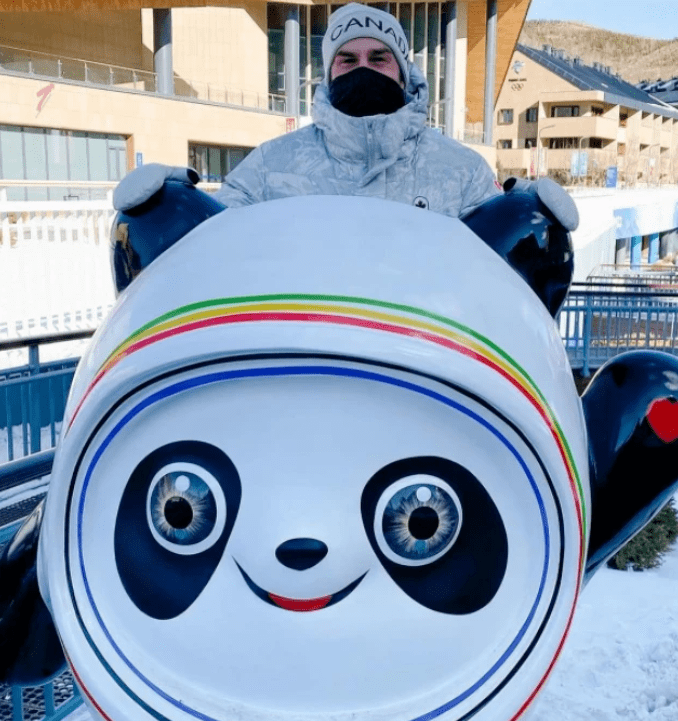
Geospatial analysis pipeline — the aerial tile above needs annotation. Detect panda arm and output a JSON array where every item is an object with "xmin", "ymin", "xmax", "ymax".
[
  {"xmin": 582, "ymin": 350, "xmax": 678, "ymax": 581},
  {"xmin": 0, "ymin": 500, "xmax": 66, "ymax": 685}
]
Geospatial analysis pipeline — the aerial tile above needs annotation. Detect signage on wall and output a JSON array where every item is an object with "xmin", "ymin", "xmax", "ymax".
[
  {"xmin": 286, "ymin": 118, "xmax": 296, "ymax": 133},
  {"xmin": 36, "ymin": 83, "xmax": 55, "ymax": 114},
  {"xmin": 136, "ymin": 152, "xmax": 144, "ymax": 167},
  {"xmin": 606, "ymin": 166, "xmax": 618, "ymax": 188},
  {"xmin": 570, "ymin": 151, "xmax": 588, "ymax": 178}
]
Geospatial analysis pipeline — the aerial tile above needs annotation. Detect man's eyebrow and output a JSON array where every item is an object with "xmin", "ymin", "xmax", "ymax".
[{"xmin": 335, "ymin": 50, "xmax": 358, "ymax": 59}]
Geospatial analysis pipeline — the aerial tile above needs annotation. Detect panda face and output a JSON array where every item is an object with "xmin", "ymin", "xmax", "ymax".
[{"xmin": 64, "ymin": 356, "xmax": 571, "ymax": 721}]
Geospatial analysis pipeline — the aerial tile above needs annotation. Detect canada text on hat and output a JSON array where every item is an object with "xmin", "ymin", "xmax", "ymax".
[{"xmin": 322, "ymin": 3, "xmax": 410, "ymax": 84}]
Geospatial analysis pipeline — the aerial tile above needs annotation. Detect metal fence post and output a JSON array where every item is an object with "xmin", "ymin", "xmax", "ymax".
[
  {"xmin": 11, "ymin": 686, "xmax": 22, "ymax": 721},
  {"xmin": 28, "ymin": 343, "xmax": 41, "ymax": 454},
  {"xmin": 43, "ymin": 681, "xmax": 56, "ymax": 717},
  {"xmin": 582, "ymin": 297, "xmax": 593, "ymax": 378}
]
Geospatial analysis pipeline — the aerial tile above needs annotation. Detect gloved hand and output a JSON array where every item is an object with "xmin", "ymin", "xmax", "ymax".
[
  {"xmin": 113, "ymin": 164, "xmax": 200, "ymax": 212},
  {"xmin": 504, "ymin": 177, "xmax": 579, "ymax": 231}
]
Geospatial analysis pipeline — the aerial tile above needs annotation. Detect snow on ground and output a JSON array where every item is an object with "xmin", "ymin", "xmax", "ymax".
[
  {"xmin": 530, "ymin": 542, "xmax": 678, "ymax": 720},
  {"xmin": 61, "ymin": 543, "xmax": 678, "ymax": 721}
]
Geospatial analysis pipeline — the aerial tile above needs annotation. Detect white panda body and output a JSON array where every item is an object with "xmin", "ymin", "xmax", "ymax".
[{"xmin": 39, "ymin": 196, "xmax": 589, "ymax": 721}]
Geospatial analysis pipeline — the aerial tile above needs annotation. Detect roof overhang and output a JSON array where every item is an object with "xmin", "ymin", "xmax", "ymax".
[{"xmin": 2, "ymin": 0, "xmax": 301, "ymax": 8}]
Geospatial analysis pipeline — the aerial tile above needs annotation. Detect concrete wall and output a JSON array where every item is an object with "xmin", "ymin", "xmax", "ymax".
[
  {"xmin": 1, "ymin": 73, "xmax": 287, "ymax": 167},
  {"xmin": 0, "ymin": 11, "xmax": 143, "ymax": 69},
  {"xmin": 140, "ymin": 5, "xmax": 268, "ymax": 96},
  {"xmin": 571, "ymin": 187, "xmax": 678, "ymax": 280}
]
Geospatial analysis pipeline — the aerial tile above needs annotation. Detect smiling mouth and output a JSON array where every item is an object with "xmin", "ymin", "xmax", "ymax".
[{"xmin": 234, "ymin": 561, "xmax": 367, "ymax": 612}]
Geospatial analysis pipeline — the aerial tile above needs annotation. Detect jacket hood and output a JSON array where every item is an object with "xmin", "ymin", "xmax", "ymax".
[{"xmin": 312, "ymin": 62, "xmax": 429, "ymax": 185}]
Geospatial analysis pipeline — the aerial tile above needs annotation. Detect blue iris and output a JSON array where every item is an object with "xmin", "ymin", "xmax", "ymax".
[
  {"xmin": 382, "ymin": 483, "xmax": 460, "ymax": 561},
  {"xmin": 149, "ymin": 471, "xmax": 217, "ymax": 546}
]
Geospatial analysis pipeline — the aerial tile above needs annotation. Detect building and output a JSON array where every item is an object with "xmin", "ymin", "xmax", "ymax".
[
  {"xmin": 0, "ymin": 0, "xmax": 532, "ymax": 201},
  {"xmin": 494, "ymin": 44, "xmax": 678, "ymax": 187},
  {"xmin": 639, "ymin": 78, "xmax": 678, "ymax": 110}
]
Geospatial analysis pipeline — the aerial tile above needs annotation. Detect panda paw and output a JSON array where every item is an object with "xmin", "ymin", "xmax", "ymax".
[{"xmin": 113, "ymin": 164, "xmax": 200, "ymax": 212}]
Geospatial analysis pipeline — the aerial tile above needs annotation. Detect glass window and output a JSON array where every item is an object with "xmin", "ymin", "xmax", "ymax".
[
  {"xmin": 23, "ymin": 127, "xmax": 47, "ymax": 181},
  {"xmin": 427, "ymin": 4, "xmax": 439, "ymax": 103},
  {"xmin": 189, "ymin": 144, "xmax": 253, "ymax": 182},
  {"xmin": 399, "ymin": 4, "xmax": 412, "ymax": 55},
  {"xmin": 67, "ymin": 131, "xmax": 89, "ymax": 180},
  {"xmin": 498, "ymin": 139, "xmax": 512, "ymax": 149},
  {"xmin": 88, "ymin": 132, "xmax": 109, "ymax": 181},
  {"xmin": 310, "ymin": 4, "xmax": 326, "ymax": 82},
  {"xmin": 0, "ymin": 124, "xmax": 24, "ymax": 179},
  {"xmin": 551, "ymin": 105, "xmax": 580, "ymax": 118},
  {"xmin": 207, "ymin": 147, "xmax": 221, "ymax": 182},
  {"xmin": 413, "ymin": 3, "xmax": 426, "ymax": 74},
  {"xmin": 228, "ymin": 148, "xmax": 246, "ymax": 172},
  {"xmin": 549, "ymin": 137, "xmax": 578, "ymax": 149},
  {"xmin": 268, "ymin": 29, "xmax": 285, "ymax": 96},
  {"xmin": 189, "ymin": 145, "xmax": 208, "ymax": 179},
  {"xmin": 107, "ymin": 136, "xmax": 127, "ymax": 180},
  {"xmin": 526, "ymin": 107, "xmax": 538, "ymax": 123},
  {"xmin": 47, "ymin": 129, "xmax": 69, "ymax": 181},
  {"xmin": 499, "ymin": 109, "xmax": 513, "ymax": 124}
]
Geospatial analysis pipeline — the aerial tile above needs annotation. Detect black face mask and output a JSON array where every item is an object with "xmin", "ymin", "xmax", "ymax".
[{"xmin": 328, "ymin": 67, "xmax": 406, "ymax": 117}]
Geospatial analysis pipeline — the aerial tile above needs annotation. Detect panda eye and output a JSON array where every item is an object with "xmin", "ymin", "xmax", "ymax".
[
  {"xmin": 374, "ymin": 477, "xmax": 462, "ymax": 566},
  {"xmin": 146, "ymin": 463, "xmax": 227, "ymax": 555}
]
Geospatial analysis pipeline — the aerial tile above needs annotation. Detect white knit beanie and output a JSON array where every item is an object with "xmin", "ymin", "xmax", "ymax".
[{"xmin": 322, "ymin": 3, "xmax": 409, "ymax": 85}]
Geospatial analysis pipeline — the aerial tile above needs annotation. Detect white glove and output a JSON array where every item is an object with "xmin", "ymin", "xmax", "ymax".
[
  {"xmin": 504, "ymin": 177, "xmax": 579, "ymax": 232},
  {"xmin": 113, "ymin": 164, "xmax": 200, "ymax": 212}
]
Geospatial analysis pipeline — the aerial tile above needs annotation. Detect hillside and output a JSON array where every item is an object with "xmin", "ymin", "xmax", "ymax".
[{"xmin": 519, "ymin": 20, "xmax": 678, "ymax": 84}]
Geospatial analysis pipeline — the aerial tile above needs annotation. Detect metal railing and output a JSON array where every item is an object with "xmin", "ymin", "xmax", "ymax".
[
  {"xmin": 0, "ymin": 43, "xmax": 287, "ymax": 116},
  {"xmin": 0, "ymin": 672, "xmax": 82, "ymax": 721},
  {"xmin": 559, "ymin": 288, "xmax": 678, "ymax": 376},
  {"xmin": 0, "ymin": 195, "xmax": 115, "ymax": 353},
  {"xmin": 0, "ymin": 332, "xmax": 94, "ymax": 462},
  {"xmin": 0, "ymin": 44, "xmax": 156, "ymax": 91}
]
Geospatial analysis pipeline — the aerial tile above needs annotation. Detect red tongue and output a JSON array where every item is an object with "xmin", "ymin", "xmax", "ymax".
[{"xmin": 268, "ymin": 592, "xmax": 332, "ymax": 612}]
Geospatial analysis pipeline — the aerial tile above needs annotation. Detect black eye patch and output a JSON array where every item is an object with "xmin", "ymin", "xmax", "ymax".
[
  {"xmin": 361, "ymin": 457, "xmax": 508, "ymax": 614},
  {"xmin": 114, "ymin": 441, "xmax": 241, "ymax": 620}
]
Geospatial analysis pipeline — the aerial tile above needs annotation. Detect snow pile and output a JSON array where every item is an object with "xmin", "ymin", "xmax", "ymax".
[{"xmin": 531, "ymin": 543, "xmax": 678, "ymax": 720}]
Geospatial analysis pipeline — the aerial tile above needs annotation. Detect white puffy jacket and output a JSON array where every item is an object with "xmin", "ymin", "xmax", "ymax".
[{"xmin": 214, "ymin": 63, "xmax": 501, "ymax": 219}]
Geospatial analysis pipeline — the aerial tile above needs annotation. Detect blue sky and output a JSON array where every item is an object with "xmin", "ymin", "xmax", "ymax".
[{"xmin": 526, "ymin": 0, "xmax": 678, "ymax": 40}]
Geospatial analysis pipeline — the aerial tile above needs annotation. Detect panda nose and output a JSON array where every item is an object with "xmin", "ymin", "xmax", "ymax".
[{"xmin": 275, "ymin": 538, "xmax": 328, "ymax": 570}]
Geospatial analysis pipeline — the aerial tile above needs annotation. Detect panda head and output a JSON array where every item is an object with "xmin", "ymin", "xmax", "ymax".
[{"xmin": 45, "ymin": 197, "xmax": 587, "ymax": 721}]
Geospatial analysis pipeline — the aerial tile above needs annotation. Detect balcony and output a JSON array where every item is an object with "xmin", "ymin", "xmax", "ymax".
[
  {"xmin": 0, "ymin": 44, "xmax": 285, "ymax": 114},
  {"xmin": 496, "ymin": 148, "xmax": 531, "ymax": 169},
  {"xmin": 544, "ymin": 148, "xmax": 618, "ymax": 173},
  {"xmin": 539, "ymin": 116, "xmax": 618, "ymax": 141}
]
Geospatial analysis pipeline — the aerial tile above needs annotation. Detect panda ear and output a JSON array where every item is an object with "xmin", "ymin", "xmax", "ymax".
[
  {"xmin": 460, "ymin": 179, "xmax": 574, "ymax": 317},
  {"xmin": 582, "ymin": 351, "xmax": 678, "ymax": 582},
  {"xmin": 110, "ymin": 180, "xmax": 226, "ymax": 295},
  {"xmin": 0, "ymin": 501, "xmax": 66, "ymax": 685}
]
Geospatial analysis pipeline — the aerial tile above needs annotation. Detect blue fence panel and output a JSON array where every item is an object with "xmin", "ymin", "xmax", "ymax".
[
  {"xmin": 0, "ymin": 673, "xmax": 82, "ymax": 721},
  {"xmin": 559, "ymin": 288, "xmax": 678, "ymax": 375},
  {"xmin": 0, "ymin": 332, "xmax": 93, "ymax": 462}
]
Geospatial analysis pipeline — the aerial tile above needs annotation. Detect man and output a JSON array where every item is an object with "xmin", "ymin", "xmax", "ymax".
[
  {"xmin": 112, "ymin": 2, "xmax": 578, "ymax": 286},
  {"xmin": 114, "ymin": 3, "xmax": 502, "ymax": 219},
  {"xmin": 210, "ymin": 2, "xmax": 502, "ymax": 218}
]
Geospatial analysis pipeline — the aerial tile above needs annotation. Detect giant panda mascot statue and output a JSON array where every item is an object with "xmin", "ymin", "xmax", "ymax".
[{"xmin": 2, "ymin": 172, "xmax": 678, "ymax": 721}]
